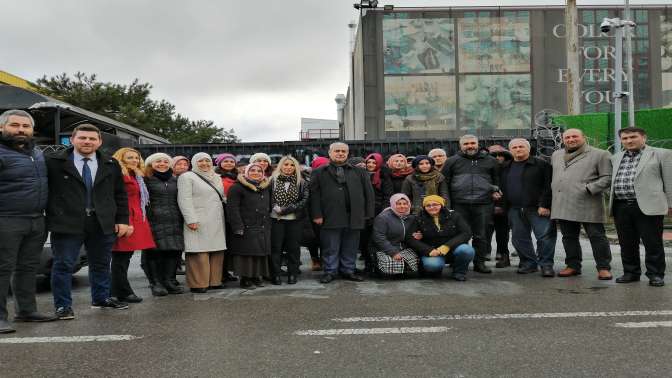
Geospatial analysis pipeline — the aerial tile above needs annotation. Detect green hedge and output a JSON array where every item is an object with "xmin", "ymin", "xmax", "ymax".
[{"xmin": 553, "ymin": 107, "xmax": 672, "ymax": 150}]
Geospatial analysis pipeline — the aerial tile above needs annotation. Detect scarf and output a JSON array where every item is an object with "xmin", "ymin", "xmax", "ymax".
[
  {"xmin": 387, "ymin": 193, "xmax": 411, "ymax": 218},
  {"xmin": 391, "ymin": 166, "xmax": 414, "ymax": 178},
  {"xmin": 414, "ymin": 169, "xmax": 441, "ymax": 196},
  {"xmin": 365, "ymin": 153, "xmax": 383, "ymax": 189},
  {"xmin": 329, "ymin": 162, "xmax": 347, "ymax": 184},
  {"xmin": 273, "ymin": 174, "xmax": 300, "ymax": 207},
  {"xmin": 135, "ymin": 174, "xmax": 150, "ymax": 220},
  {"xmin": 191, "ymin": 152, "xmax": 225, "ymax": 196},
  {"xmin": 564, "ymin": 143, "xmax": 587, "ymax": 164},
  {"xmin": 154, "ymin": 169, "xmax": 173, "ymax": 182}
]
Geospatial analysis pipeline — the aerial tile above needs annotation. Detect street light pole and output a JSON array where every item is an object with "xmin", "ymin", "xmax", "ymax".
[
  {"xmin": 614, "ymin": 25, "xmax": 624, "ymax": 152},
  {"xmin": 624, "ymin": 0, "xmax": 636, "ymax": 128}
]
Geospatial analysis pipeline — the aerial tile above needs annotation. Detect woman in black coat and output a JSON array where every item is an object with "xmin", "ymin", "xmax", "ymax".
[
  {"xmin": 143, "ymin": 153, "xmax": 185, "ymax": 296},
  {"xmin": 269, "ymin": 156, "xmax": 309, "ymax": 285},
  {"xmin": 226, "ymin": 163, "xmax": 272, "ymax": 289}
]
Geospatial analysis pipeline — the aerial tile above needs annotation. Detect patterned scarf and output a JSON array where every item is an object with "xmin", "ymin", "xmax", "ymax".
[
  {"xmin": 414, "ymin": 169, "xmax": 441, "ymax": 197},
  {"xmin": 135, "ymin": 174, "xmax": 150, "ymax": 220},
  {"xmin": 273, "ymin": 174, "xmax": 300, "ymax": 207}
]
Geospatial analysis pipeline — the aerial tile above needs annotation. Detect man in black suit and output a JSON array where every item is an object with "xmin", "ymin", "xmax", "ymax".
[{"xmin": 46, "ymin": 124, "xmax": 131, "ymax": 320}]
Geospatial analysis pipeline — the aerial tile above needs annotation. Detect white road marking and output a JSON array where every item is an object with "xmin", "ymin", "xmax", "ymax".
[
  {"xmin": 0, "ymin": 335, "xmax": 141, "ymax": 344},
  {"xmin": 333, "ymin": 310, "xmax": 672, "ymax": 323},
  {"xmin": 294, "ymin": 326, "xmax": 451, "ymax": 336},
  {"xmin": 614, "ymin": 321, "xmax": 672, "ymax": 328}
]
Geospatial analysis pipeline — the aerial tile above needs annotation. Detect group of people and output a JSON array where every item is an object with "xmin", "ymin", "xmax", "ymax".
[{"xmin": 0, "ymin": 107, "xmax": 670, "ymax": 335}]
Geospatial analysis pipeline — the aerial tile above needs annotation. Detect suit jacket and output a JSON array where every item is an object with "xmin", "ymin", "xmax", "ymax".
[
  {"xmin": 609, "ymin": 146, "xmax": 672, "ymax": 216},
  {"xmin": 550, "ymin": 145, "xmax": 612, "ymax": 223},
  {"xmin": 45, "ymin": 147, "xmax": 129, "ymax": 235}
]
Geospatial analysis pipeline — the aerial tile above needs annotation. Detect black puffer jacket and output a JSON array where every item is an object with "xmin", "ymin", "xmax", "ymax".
[
  {"xmin": 372, "ymin": 208, "xmax": 416, "ymax": 255},
  {"xmin": 226, "ymin": 176, "xmax": 272, "ymax": 257},
  {"xmin": 405, "ymin": 208, "xmax": 471, "ymax": 256},
  {"xmin": 442, "ymin": 151, "xmax": 500, "ymax": 205},
  {"xmin": 145, "ymin": 175, "xmax": 184, "ymax": 251},
  {"xmin": 0, "ymin": 142, "xmax": 48, "ymax": 217}
]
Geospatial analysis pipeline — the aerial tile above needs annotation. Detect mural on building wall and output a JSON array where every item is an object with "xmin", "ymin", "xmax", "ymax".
[
  {"xmin": 459, "ymin": 74, "xmax": 532, "ymax": 129},
  {"xmin": 662, "ymin": 13, "xmax": 672, "ymax": 108},
  {"xmin": 383, "ymin": 13, "xmax": 455, "ymax": 74},
  {"xmin": 384, "ymin": 76, "xmax": 457, "ymax": 131},
  {"xmin": 458, "ymin": 11, "xmax": 531, "ymax": 73}
]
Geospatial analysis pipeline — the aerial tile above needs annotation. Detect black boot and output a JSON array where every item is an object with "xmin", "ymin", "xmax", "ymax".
[
  {"xmin": 162, "ymin": 256, "xmax": 184, "ymax": 294},
  {"xmin": 148, "ymin": 258, "xmax": 168, "ymax": 296},
  {"xmin": 495, "ymin": 254, "xmax": 511, "ymax": 268},
  {"xmin": 141, "ymin": 251, "xmax": 154, "ymax": 288}
]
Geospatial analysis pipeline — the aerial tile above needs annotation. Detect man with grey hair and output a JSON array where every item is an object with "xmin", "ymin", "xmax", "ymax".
[
  {"xmin": 551, "ymin": 128, "xmax": 613, "ymax": 280},
  {"xmin": 501, "ymin": 138, "xmax": 556, "ymax": 277},
  {"xmin": 442, "ymin": 134, "xmax": 501, "ymax": 273},
  {"xmin": 310, "ymin": 142, "xmax": 375, "ymax": 283},
  {"xmin": 428, "ymin": 148, "xmax": 448, "ymax": 171},
  {"xmin": 0, "ymin": 110, "xmax": 58, "ymax": 333}
]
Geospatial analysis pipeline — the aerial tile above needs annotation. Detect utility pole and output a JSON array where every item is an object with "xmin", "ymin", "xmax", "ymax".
[
  {"xmin": 565, "ymin": 0, "xmax": 582, "ymax": 115},
  {"xmin": 624, "ymin": 0, "xmax": 636, "ymax": 127}
]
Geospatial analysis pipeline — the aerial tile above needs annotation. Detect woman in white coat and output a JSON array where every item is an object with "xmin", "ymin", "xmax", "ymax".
[{"xmin": 177, "ymin": 153, "xmax": 227, "ymax": 293}]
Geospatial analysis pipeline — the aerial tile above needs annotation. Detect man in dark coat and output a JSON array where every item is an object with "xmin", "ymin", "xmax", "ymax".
[
  {"xmin": 46, "ymin": 124, "xmax": 130, "ymax": 320},
  {"xmin": 0, "ymin": 110, "xmax": 57, "ymax": 333},
  {"xmin": 442, "ymin": 135, "xmax": 501, "ymax": 274},
  {"xmin": 310, "ymin": 142, "xmax": 375, "ymax": 283}
]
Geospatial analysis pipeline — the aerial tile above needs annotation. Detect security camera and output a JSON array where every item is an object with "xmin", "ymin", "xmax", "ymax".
[{"xmin": 600, "ymin": 18, "xmax": 613, "ymax": 34}]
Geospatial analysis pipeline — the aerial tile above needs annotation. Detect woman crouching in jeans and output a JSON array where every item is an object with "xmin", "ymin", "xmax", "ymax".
[{"xmin": 405, "ymin": 195, "xmax": 474, "ymax": 281}]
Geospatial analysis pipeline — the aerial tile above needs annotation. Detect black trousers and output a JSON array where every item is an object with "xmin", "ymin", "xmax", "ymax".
[
  {"xmin": 613, "ymin": 200, "xmax": 666, "ymax": 278},
  {"xmin": 453, "ymin": 203, "xmax": 494, "ymax": 263},
  {"xmin": 486, "ymin": 212, "xmax": 510, "ymax": 257},
  {"xmin": 271, "ymin": 219, "xmax": 302, "ymax": 276},
  {"xmin": 557, "ymin": 220, "xmax": 612, "ymax": 271},
  {"xmin": 110, "ymin": 252, "xmax": 135, "ymax": 298},
  {"xmin": 307, "ymin": 222, "xmax": 321, "ymax": 260},
  {"xmin": 0, "ymin": 217, "xmax": 46, "ymax": 320}
]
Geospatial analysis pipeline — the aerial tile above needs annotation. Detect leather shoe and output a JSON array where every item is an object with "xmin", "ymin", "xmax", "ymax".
[
  {"xmin": 473, "ymin": 262, "xmax": 492, "ymax": 274},
  {"xmin": 0, "ymin": 319, "xmax": 15, "ymax": 334},
  {"xmin": 287, "ymin": 275, "xmax": 297, "ymax": 285},
  {"xmin": 541, "ymin": 266, "xmax": 555, "ymax": 278},
  {"xmin": 517, "ymin": 265, "xmax": 538, "ymax": 274},
  {"xmin": 190, "ymin": 288, "xmax": 208, "ymax": 293},
  {"xmin": 118, "ymin": 294, "xmax": 143, "ymax": 303},
  {"xmin": 649, "ymin": 276, "xmax": 665, "ymax": 287},
  {"xmin": 495, "ymin": 255, "xmax": 511, "ymax": 268},
  {"xmin": 320, "ymin": 273, "xmax": 335, "ymax": 284},
  {"xmin": 615, "ymin": 274, "xmax": 640, "ymax": 283},
  {"xmin": 13, "ymin": 312, "xmax": 58, "ymax": 322},
  {"xmin": 271, "ymin": 276, "xmax": 282, "ymax": 285},
  {"xmin": 598, "ymin": 269, "xmax": 613, "ymax": 280},
  {"xmin": 340, "ymin": 273, "xmax": 365, "ymax": 282},
  {"xmin": 451, "ymin": 273, "xmax": 466, "ymax": 282},
  {"xmin": 558, "ymin": 267, "xmax": 581, "ymax": 277}
]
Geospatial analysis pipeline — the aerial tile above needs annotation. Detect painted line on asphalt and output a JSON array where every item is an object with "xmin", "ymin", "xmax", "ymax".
[
  {"xmin": 0, "ymin": 335, "xmax": 141, "ymax": 344},
  {"xmin": 333, "ymin": 310, "xmax": 672, "ymax": 323},
  {"xmin": 614, "ymin": 321, "xmax": 672, "ymax": 328},
  {"xmin": 294, "ymin": 326, "xmax": 451, "ymax": 336}
]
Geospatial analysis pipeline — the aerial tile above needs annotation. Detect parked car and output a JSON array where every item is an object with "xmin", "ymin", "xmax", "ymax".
[{"xmin": 38, "ymin": 234, "xmax": 88, "ymax": 280}]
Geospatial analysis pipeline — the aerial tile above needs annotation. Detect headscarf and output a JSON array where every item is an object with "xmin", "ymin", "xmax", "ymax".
[
  {"xmin": 145, "ymin": 152, "xmax": 172, "ymax": 168},
  {"xmin": 171, "ymin": 155, "xmax": 189, "ymax": 169},
  {"xmin": 215, "ymin": 153, "xmax": 236, "ymax": 167},
  {"xmin": 387, "ymin": 193, "xmax": 411, "ymax": 218},
  {"xmin": 365, "ymin": 152, "xmax": 384, "ymax": 189},
  {"xmin": 311, "ymin": 156, "xmax": 329, "ymax": 170},
  {"xmin": 249, "ymin": 152, "xmax": 271, "ymax": 165},
  {"xmin": 244, "ymin": 162, "xmax": 265, "ymax": 182},
  {"xmin": 422, "ymin": 195, "xmax": 446, "ymax": 208},
  {"xmin": 488, "ymin": 145, "xmax": 512, "ymax": 161},
  {"xmin": 412, "ymin": 155, "xmax": 435, "ymax": 170},
  {"xmin": 348, "ymin": 156, "xmax": 365, "ymax": 166},
  {"xmin": 191, "ymin": 152, "xmax": 224, "ymax": 193},
  {"xmin": 387, "ymin": 153, "xmax": 414, "ymax": 178}
]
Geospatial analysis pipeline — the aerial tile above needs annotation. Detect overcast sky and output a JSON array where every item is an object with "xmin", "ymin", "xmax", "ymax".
[{"xmin": 1, "ymin": 0, "xmax": 663, "ymax": 142}]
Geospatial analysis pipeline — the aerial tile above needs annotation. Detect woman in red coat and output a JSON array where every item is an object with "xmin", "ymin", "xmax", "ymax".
[{"xmin": 111, "ymin": 147, "xmax": 156, "ymax": 303}]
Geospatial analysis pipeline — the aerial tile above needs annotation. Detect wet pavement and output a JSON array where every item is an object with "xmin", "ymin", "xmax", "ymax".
[{"xmin": 2, "ymin": 237, "xmax": 672, "ymax": 377}]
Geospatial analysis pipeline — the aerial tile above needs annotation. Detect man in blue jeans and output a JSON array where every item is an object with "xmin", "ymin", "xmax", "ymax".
[
  {"xmin": 500, "ymin": 138, "xmax": 557, "ymax": 277},
  {"xmin": 310, "ymin": 142, "xmax": 375, "ymax": 283},
  {"xmin": 45, "ymin": 124, "xmax": 131, "ymax": 320}
]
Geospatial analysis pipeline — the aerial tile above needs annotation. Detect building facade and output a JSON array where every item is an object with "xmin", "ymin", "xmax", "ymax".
[{"xmin": 343, "ymin": 5, "xmax": 672, "ymax": 140}]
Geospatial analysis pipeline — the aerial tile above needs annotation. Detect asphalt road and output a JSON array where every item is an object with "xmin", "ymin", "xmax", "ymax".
[{"xmin": 2, "ymin": 238, "xmax": 672, "ymax": 378}]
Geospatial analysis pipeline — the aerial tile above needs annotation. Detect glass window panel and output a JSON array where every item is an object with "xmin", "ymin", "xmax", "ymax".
[{"xmin": 582, "ymin": 11, "xmax": 594, "ymax": 24}]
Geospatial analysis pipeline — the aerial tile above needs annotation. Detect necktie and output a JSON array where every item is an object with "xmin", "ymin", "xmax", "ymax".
[{"xmin": 82, "ymin": 158, "xmax": 93, "ymax": 210}]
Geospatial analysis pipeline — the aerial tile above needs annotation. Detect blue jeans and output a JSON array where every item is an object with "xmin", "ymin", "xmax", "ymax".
[
  {"xmin": 508, "ymin": 208, "xmax": 557, "ymax": 269},
  {"xmin": 51, "ymin": 217, "xmax": 116, "ymax": 308},
  {"xmin": 320, "ymin": 228, "xmax": 360, "ymax": 274},
  {"xmin": 421, "ymin": 244, "xmax": 475, "ymax": 276}
]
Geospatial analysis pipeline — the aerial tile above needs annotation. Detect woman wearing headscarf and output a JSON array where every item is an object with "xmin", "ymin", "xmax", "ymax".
[
  {"xmin": 372, "ymin": 193, "xmax": 419, "ymax": 277},
  {"xmin": 171, "ymin": 156, "xmax": 190, "ymax": 176},
  {"xmin": 387, "ymin": 153, "xmax": 414, "ymax": 194},
  {"xmin": 215, "ymin": 153, "xmax": 238, "ymax": 196},
  {"xmin": 143, "ymin": 153, "xmax": 184, "ymax": 296},
  {"xmin": 360, "ymin": 152, "xmax": 393, "ymax": 273},
  {"xmin": 249, "ymin": 152, "xmax": 273, "ymax": 177},
  {"xmin": 111, "ymin": 147, "xmax": 156, "ymax": 303},
  {"xmin": 177, "ymin": 153, "xmax": 227, "ymax": 293},
  {"xmin": 269, "ymin": 156, "xmax": 309, "ymax": 285},
  {"xmin": 226, "ymin": 163, "xmax": 272, "ymax": 289},
  {"xmin": 401, "ymin": 155, "xmax": 450, "ymax": 215},
  {"xmin": 405, "ymin": 195, "xmax": 474, "ymax": 281}
]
